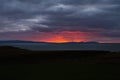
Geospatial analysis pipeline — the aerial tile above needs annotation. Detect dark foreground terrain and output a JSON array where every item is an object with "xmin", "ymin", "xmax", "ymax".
[{"xmin": 0, "ymin": 46, "xmax": 120, "ymax": 80}]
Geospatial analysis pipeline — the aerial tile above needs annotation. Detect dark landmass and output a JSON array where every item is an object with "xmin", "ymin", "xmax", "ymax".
[
  {"xmin": 0, "ymin": 40, "xmax": 99, "ymax": 44},
  {"xmin": 0, "ymin": 46, "xmax": 120, "ymax": 80},
  {"xmin": 0, "ymin": 46, "xmax": 120, "ymax": 64},
  {"xmin": 0, "ymin": 40, "xmax": 42, "ymax": 44},
  {"xmin": 0, "ymin": 40, "xmax": 120, "ymax": 51}
]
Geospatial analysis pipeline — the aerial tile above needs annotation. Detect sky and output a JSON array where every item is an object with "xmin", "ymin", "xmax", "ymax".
[{"xmin": 0, "ymin": 0, "xmax": 120, "ymax": 43}]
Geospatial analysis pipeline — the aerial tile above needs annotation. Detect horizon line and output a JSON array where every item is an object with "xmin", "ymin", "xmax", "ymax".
[{"xmin": 0, "ymin": 39, "xmax": 120, "ymax": 44}]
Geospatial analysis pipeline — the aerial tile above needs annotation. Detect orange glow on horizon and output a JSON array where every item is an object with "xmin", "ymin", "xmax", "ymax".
[
  {"xmin": 32, "ymin": 31, "xmax": 93, "ymax": 43},
  {"xmin": 7, "ymin": 31, "xmax": 120, "ymax": 43}
]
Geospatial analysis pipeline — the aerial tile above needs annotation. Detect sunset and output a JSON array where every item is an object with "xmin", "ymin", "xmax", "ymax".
[
  {"xmin": 0, "ymin": 0, "xmax": 120, "ymax": 43},
  {"xmin": 31, "ymin": 31, "xmax": 91, "ymax": 43},
  {"xmin": 0, "ymin": 0, "xmax": 120, "ymax": 80}
]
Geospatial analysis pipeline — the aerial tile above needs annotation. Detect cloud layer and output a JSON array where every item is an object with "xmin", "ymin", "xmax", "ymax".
[{"xmin": 0, "ymin": 0, "xmax": 120, "ymax": 43}]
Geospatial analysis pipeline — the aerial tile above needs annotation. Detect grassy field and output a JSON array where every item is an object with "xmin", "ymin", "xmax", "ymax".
[{"xmin": 0, "ymin": 63, "xmax": 120, "ymax": 80}]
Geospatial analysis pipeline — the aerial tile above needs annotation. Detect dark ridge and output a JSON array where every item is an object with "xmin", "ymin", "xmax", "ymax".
[
  {"xmin": 0, "ymin": 40, "xmax": 99, "ymax": 44},
  {"xmin": 0, "ymin": 40, "xmax": 50, "ymax": 44},
  {"xmin": 0, "ymin": 40, "xmax": 38, "ymax": 43},
  {"xmin": 0, "ymin": 46, "xmax": 120, "ymax": 64},
  {"xmin": 0, "ymin": 46, "xmax": 29, "ymax": 51},
  {"xmin": 0, "ymin": 46, "xmax": 30, "ymax": 56},
  {"xmin": 60, "ymin": 41, "xmax": 99, "ymax": 44}
]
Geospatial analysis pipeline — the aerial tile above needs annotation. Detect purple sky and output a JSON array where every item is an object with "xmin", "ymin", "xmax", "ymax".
[{"xmin": 0, "ymin": 0, "xmax": 120, "ymax": 43}]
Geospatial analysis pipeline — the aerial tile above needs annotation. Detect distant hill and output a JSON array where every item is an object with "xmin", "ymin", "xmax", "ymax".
[
  {"xmin": 0, "ymin": 40, "xmax": 99, "ymax": 44},
  {"xmin": 61, "ymin": 42, "xmax": 99, "ymax": 44},
  {"xmin": 0, "ymin": 40, "xmax": 119, "ymax": 52},
  {"xmin": 0, "ymin": 40, "xmax": 39, "ymax": 43},
  {"xmin": 0, "ymin": 40, "xmax": 53, "ymax": 45}
]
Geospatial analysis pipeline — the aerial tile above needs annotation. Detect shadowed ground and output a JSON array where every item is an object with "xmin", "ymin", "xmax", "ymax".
[{"xmin": 0, "ymin": 46, "xmax": 120, "ymax": 80}]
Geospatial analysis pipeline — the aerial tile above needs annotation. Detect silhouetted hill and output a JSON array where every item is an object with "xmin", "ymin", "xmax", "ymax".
[
  {"xmin": 0, "ymin": 46, "xmax": 120, "ymax": 64},
  {"xmin": 0, "ymin": 40, "xmax": 99, "ymax": 44},
  {"xmin": 0, "ymin": 40, "xmax": 38, "ymax": 43},
  {"xmin": 61, "ymin": 42, "xmax": 99, "ymax": 44},
  {"xmin": 0, "ymin": 46, "xmax": 23, "ymax": 49},
  {"xmin": 0, "ymin": 46, "xmax": 29, "ymax": 56}
]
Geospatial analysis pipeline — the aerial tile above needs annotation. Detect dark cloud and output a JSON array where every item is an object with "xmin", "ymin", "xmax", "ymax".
[{"xmin": 0, "ymin": 0, "xmax": 120, "ymax": 42}]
